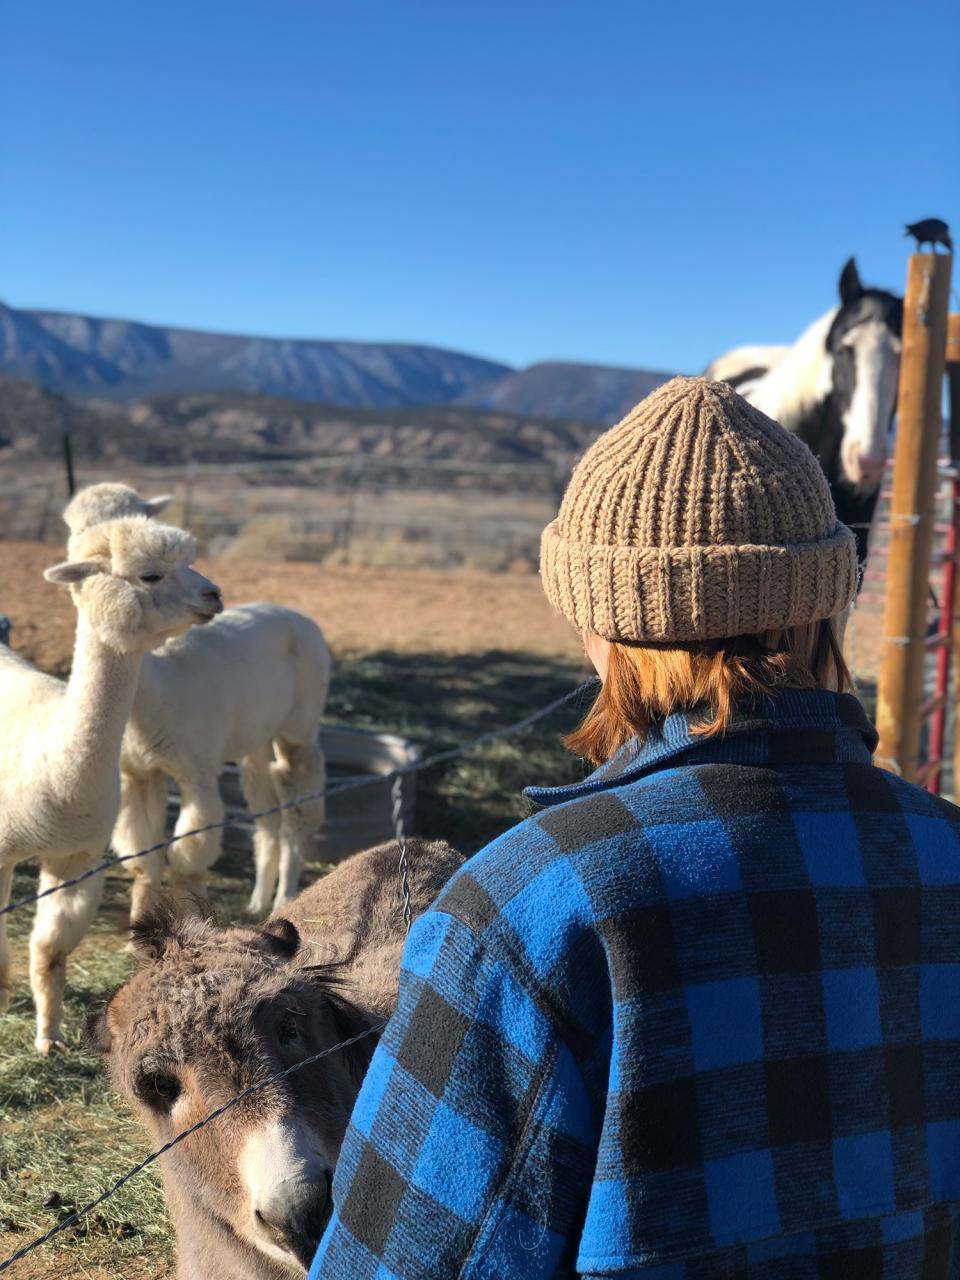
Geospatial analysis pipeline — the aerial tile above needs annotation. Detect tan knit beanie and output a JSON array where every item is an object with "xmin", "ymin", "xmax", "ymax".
[{"xmin": 541, "ymin": 376, "xmax": 857, "ymax": 643}]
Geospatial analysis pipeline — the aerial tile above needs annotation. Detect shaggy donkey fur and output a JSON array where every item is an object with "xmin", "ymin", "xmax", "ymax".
[{"xmin": 88, "ymin": 837, "xmax": 464, "ymax": 1279}]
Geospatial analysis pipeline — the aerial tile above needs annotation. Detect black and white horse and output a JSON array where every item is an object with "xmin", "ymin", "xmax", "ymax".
[{"xmin": 705, "ymin": 258, "xmax": 903, "ymax": 566}]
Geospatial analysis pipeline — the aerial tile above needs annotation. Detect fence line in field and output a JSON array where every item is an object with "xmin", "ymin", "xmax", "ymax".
[
  {"xmin": 0, "ymin": 1020, "xmax": 386, "ymax": 1273},
  {"xmin": 0, "ymin": 679, "xmax": 596, "ymax": 920},
  {"xmin": 0, "ymin": 677, "xmax": 595, "ymax": 1271}
]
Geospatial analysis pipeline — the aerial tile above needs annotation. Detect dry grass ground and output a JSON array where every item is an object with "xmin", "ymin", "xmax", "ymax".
[
  {"xmin": 0, "ymin": 541, "xmax": 909, "ymax": 1279},
  {"xmin": 0, "ymin": 545, "xmax": 588, "ymax": 1279},
  {"xmin": 0, "ymin": 542, "xmax": 581, "ymax": 677}
]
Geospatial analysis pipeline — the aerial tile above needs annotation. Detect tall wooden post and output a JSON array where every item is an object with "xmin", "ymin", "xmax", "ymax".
[
  {"xmin": 876, "ymin": 254, "xmax": 952, "ymax": 781},
  {"xmin": 948, "ymin": 314, "xmax": 960, "ymax": 461},
  {"xmin": 947, "ymin": 313, "xmax": 960, "ymax": 799}
]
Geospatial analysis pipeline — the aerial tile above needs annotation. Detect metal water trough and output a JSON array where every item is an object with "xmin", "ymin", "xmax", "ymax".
[{"xmin": 167, "ymin": 727, "xmax": 419, "ymax": 865}]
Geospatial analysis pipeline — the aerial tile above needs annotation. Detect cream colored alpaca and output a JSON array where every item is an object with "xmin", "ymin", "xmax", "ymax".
[
  {"xmin": 63, "ymin": 482, "xmax": 172, "ymax": 534},
  {"xmin": 66, "ymin": 485, "xmax": 331, "ymax": 921},
  {"xmin": 0, "ymin": 518, "xmax": 221, "ymax": 1053}
]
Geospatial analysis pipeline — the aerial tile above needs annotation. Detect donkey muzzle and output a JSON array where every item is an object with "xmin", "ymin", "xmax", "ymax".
[{"xmin": 253, "ymin": 1171, "xmax": 331, "ymax": 1269}]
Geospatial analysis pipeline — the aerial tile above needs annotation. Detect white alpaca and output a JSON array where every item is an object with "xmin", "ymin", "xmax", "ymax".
[
  {"xmin": 0, "ymin": 517, "xmax": 221, "ymax": 1053},
  {"xmin": 66, "ymin": 485, "xmax": 332, "ymax": 921},
  {"xmin": 63, "ymin": 482, "xmax": 173, "ymax": 535}
]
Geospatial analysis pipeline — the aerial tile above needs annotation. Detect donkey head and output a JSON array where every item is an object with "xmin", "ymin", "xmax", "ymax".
[
  {"xmin": 87, "ymin": 908, "xmax": 376, "ymax": 1275},
  {"xmin": 825, "ymin": 257, "xmax": 903, "ymax": 489}
]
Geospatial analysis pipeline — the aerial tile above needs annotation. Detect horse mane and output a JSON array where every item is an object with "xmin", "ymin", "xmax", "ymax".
[{"xmin": 739, "ymin": 308, "xmax": 838, "ymax": 431}]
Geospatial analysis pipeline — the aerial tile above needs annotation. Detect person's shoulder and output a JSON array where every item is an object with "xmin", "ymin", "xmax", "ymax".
[
  {"xmin": 432, "ymin": 809, "xmax": 569, "ymax": 936},
  {"xmin": 857, "ymin": 761, "xmax": 960, "ymax": 821},
  {"xmin": 433, "ymin": 772, "xmax": 671, "ymax": 939}
]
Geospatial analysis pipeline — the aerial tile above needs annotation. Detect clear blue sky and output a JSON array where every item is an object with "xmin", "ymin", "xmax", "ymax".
[{"xmin": 2, "ymin": 0, "xmax": 957, "ymax": 374}]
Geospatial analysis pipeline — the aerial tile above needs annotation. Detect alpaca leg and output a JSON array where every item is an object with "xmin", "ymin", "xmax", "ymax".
[
  {"xmin": 166, "ymin": 773, "xmax": 224, "ymax": 912},
  {"xmin": 30, "ymin": 852, "xmax": 105, "ymax": 1054},
  {"xmin": 272, "ymin": 739, "xmax": 326, "ymax": 911},
  {"xmin": 113, "ymin": 771, "xmax": 168, "ymax": 925},
  {"xmin": 240, "ymin": 748, "xmax": 282, "ymax": 917},
  {"xmin": 0, "ymin": 865, "xmax": 13, "ymax": 1013}
]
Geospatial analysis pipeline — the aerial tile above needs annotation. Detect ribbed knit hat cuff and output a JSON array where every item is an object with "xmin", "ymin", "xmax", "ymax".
[{"xmin": 540, "ymin": 520, "xmax": 858, "ymax": 642}]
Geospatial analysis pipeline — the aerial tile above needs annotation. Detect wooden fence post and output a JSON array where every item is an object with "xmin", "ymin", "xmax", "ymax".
[
  {"xmin": 62, "ymin": 431, "xmax": 76, "ymax": 498},
  {"xmin": 947, "ymin": 313, "xmax": 960, "ymax": 462},
  {"xmin": 875, "ymin": 254, "xmax": 952, "ymax": 781},
  {"xmin": 947, "ymin": 313, "xmax": 960, "ymax": 799}
]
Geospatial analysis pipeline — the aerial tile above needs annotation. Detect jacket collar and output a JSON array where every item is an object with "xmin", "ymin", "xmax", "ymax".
[{"xmin": 526, "ymin": 689, "xmax": 878, "ymax": 809}]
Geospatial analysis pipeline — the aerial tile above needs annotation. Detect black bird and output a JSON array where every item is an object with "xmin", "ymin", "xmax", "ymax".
[{"xmin": 905, "ymin": 218, "xmax": 953, "ymax": 252}]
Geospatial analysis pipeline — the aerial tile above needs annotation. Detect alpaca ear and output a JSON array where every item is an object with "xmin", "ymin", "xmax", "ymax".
[
  {"xmin": 44, "ymin": 559, "xmax": 103, "ymax": 585},
  {"xmin": 839, "ymin": 257, "xmax": 863, "ymax": 307},
  {"xmin": 143, "ymin": 495, "xmax": 172, "ymax": 518},
  {"xmin": 84, "ymin": 1006, "xmax": 114, "ymax": 1056},
  {"xmin": 262, "ymin": 918, "xmax": 300, "ymax": 960}
]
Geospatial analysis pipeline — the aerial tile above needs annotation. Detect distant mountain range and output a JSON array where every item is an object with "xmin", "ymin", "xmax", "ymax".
[
  {"xmin": 0, "ymin": 301, "xmax": 673, "ymax": 425},
  {"xmin": 465, "ymin": 362, "xmax": 673, "ymax": 424},
  {"xmin": 0, "ymin": 374, "xmax": 599, "ymax": 478}
]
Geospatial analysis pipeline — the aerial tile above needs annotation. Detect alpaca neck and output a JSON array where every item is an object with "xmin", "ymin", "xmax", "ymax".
[
  {"xmin": 749, "ymin": 308, "xmax": 838, "ymax": 430},
  {"xmin": 53, "ymin": 613, "xmax": 144, "ymax": 798}
]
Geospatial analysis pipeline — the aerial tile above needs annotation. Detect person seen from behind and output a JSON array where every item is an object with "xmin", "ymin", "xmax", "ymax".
[{"xmin": 310, "ymin": 377, "xmax": 960, "ymax": 1278}]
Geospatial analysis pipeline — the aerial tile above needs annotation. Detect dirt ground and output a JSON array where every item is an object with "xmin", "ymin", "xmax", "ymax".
[
  {"xmin": 0, "ymin": 542, "xmax": 900, "ymax": 1280},
  {"xmin": 0, "ymin": 541, "xmax": 582, "ymax": 676}
]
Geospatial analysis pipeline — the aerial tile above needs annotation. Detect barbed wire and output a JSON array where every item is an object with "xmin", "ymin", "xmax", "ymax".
[
  {"xmin": 0, "ymin": 679, "xmax": 597, "ymax": 919},
  {"xmin": 0, "ymin": 674, "xmax": 597, "ymax": 1273},
  {"xmin": 0, "ymin": 1021, "xmax": 385, "ymax": 1273},
  {"xmin": 391, "ymin": 775, "xmax": 413, "ymax": 934}
]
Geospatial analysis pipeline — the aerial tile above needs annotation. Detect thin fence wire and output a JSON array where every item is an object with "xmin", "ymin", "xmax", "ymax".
[
  {"xmin": 0, "ymin": 676, "xmax": 596, "ymax": 1272},
  {"xmin": 390, "ymin": 775, "xmax": 413, "ymax": 934},
  {"xmin": 1, "ymin": 679, "xmax": 597, "ymax": 919},
  {"xmin": 0, "ymin": 1022, "xmax": 384, "ymax": 1273}
]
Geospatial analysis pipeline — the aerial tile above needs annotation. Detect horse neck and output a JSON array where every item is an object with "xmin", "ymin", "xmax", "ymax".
[{"xmin": 748, "ymin": 307, "xmax": 838, "ymax": 431}]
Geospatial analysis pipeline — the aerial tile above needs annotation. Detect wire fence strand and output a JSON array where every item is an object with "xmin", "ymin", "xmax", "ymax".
[
  {"xmin": 0, "ymin": 1021, "xmax": 384, "ymax": 1273},
  {"xmin": 0, "ymin": 676, "xmax": 597, "ymax": 1271},
  {"xmin": 1, "ymin": 679, "xmax": 597, "ymax": 918}
]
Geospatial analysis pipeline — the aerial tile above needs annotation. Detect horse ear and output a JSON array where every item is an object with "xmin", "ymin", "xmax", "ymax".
[
  {"xmin": 839, "ymin": 257, "xmax": 863, "ymax": 306},
  {"xmin": 84, "ymin": 1006, "xmax": 114, "ymax": 1056},
  {"xmin": 262, "ymin": 918, "xmax": 300, "ymax": 960}
]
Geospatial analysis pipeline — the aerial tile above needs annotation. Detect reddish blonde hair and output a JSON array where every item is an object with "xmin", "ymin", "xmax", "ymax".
[{"xmin": 566, "ymin": 619, "xmax": 851, "ymax": 765}]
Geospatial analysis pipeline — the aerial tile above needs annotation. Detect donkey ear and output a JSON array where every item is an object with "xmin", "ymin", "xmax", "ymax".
[
  {"xmin": 129, "ymin": 903, "xmax": 181, "ymax": 961},
  {"xmin": 839, "ymin": 257, "xmax": 863, "ymax": 307},
  {"xmin": 261, "ymin": 918, "xmax": 300, "ymax": 960},
  {"xmin": 84, "ymin": 1006, "xmax": 114, "ymax": 1056},
  {"xmin": 143, "ymin": 494, "xmax": 172, "ymax": 518},
  {"xmin": 44, "ymin": 559, "xmax": 103, "ymax": 586}
]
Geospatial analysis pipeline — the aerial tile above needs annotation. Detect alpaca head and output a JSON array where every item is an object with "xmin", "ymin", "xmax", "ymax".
[
  {"xmin": 44, "ymin": 517, "xmax": 223, "ymax": 654},
  {"xmin": 63, "ymin": 483, "xmax": 172, "ymax": 541}
]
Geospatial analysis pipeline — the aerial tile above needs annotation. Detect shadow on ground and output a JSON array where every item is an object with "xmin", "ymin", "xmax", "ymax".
[{"xmin": 0, "ymin": 649, "xmax": 592, "ymax": 1277}]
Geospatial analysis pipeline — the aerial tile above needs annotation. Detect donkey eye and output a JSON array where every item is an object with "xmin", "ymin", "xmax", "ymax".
[
  {"xmin": 137, "ymin": 1070, "xmax": 181, "ymax": 1111},
  {"xmin": 139, "ymin": 572, "xmax": 164, "ymax": 584},
  {"xmin": 275, "ymin": 1011, "xmax": 302, "ymax": 1047}
]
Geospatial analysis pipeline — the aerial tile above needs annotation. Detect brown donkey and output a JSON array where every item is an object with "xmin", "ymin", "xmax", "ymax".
[{"xmin": 88, "ymin": 838, "xmax": 463, "ymax": 1279}]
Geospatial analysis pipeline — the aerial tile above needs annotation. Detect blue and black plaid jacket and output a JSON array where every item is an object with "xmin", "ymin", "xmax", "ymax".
[{"xmin": 310, "ymin": 689, "xmax": 960, "ymax": 1278}]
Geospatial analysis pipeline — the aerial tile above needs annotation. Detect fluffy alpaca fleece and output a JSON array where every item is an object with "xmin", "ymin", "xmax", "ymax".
[
  {"xmin": 0, "ymin": 517, "xmax": 221, "ymax": 1052},
  {"xmin": 63, "ymin": 483, "xmax": 171, "ymax": 537},
  {"xmin": 89, "ymin": 837, "xmax": 464, "ymax": 1280},
  {"xmin": 66, "ymin": 485, "xmax": 332, "ymax": 920},
  {"xmin": 116, "ymin": 601, "xmax": 332, "ymax": 920}
]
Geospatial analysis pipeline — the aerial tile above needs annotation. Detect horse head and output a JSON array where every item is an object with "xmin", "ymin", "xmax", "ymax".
[{"xmin": 825, "ymin": 257, "xmax": 903, "ymax": 488}]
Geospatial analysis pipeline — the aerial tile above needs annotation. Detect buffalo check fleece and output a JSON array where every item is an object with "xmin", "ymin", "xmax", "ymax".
[{"xmin": 310, "ymin": 689, "xmax": 960, "ymax": 1278}]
